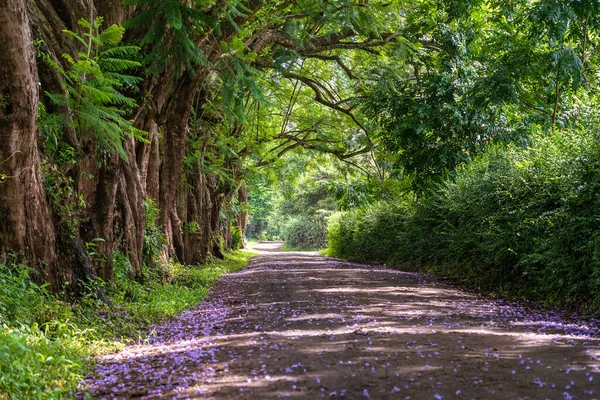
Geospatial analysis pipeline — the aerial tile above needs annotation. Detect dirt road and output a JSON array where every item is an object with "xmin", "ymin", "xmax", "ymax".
[{"xmin": 84, "ymin": 243, "xmax": 600, "ymax": 399}]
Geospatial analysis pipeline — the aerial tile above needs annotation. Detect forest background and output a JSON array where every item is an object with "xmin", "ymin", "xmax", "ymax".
[{"xmin": 1, "ymin": 0, "xmax": 599, "ymax": 397}]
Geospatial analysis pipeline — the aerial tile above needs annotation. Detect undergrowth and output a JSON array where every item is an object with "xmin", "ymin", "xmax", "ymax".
[
  {"xmin": 0, "ymin": 250, "xmax": 256, "ymax": 399},
  {"xmin": 328, "ymin": 130, "xmax": 600, "ymax": 315},
  {"xmin": 281, "ymin": 214, "xmax": 329, "ymax": 251}
]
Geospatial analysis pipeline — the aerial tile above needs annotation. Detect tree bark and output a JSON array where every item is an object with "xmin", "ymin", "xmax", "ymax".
[
  {"xmin": 0, "ymin": 0, "xmax": 58, "ymax": 285},
  {"xmin": 158, "ymin": 75, "xmax": 204, "ymax": 263},
  {"xmin": 81, "ymin": 155, "xmax": 120, "ymax": 282},
  {"xmin": 210, "ymin": 189, "xmax": 225, "ymax": 259},
  {"xmin": 117, "ymin": 138, "xmax": 146, "ymax": 278},
  {"xmin": 136, "ymin": 117, "xmax": 160, "ymax": 200},
  {"xmin": 183, "ymin": 166, "xmax": 214, "ymax": 264}
]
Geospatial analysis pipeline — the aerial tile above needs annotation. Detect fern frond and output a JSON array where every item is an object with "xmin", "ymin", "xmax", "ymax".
[
  {"xmin": 103, "ymin": 72, "xmax": 143, "ymax": 87},
  {"xmin": 77, "ymin": 18, "xmax": 96, "ymax": 30},
  {"xmin": 45, "ymin": 92, "xmax": 69, "ymax": 107},
  {"xmin": 99, "ymin": 58, "xmax": 142, "ymax": 72},
  {"xmin": 125, "ymin": 7, "xmax": 158, "ymax": 30},
  {"xmin": 61, "ymin": 53, "xmax": 76, "ymax": 65},
  {"xmin": 163, "ymin": 0, "xmax": 183, "ymax": 30},
  {"xmin": 62, "ymin": 30, "xmax": 89, "ymax": 49},
  {"xmin": 110, "ymin": 92, "xmax": 138, "ymax": 108},
  {"xmin": 101, "ymin": 46, "xmax": 142, "ymax": 59},
  {"xmin": 141, "ymin": 18, "xmax": 166, "ymax": 47},
  {"xmin": 99, "ymin": 25, "xmax": 125, "ymax": 47},
  {"xmin": 43, "ymin": 17, "xmax": 145, "ymax": 162}
]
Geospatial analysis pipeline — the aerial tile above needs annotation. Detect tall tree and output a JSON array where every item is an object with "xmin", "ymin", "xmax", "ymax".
[{"xmin": 0, "ymin": 0, "xmax": 58, "ymax": 284}]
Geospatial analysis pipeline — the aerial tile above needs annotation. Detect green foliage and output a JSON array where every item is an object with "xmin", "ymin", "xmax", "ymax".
[
  {"xmin": 0, "ymin": 325, "xmax": 88, "ymax": 399},
  {"xmin": 38, "ymin": 103, "xmax": 75, "ymax": 166},
  {"xmin": 281, "ymin": 213, "xmax": 329, "ymax": 250},
  {"xmin": 43, "ymin": 17, "xmax": 144, "ymax": 162},
  {"xmin": 0, "ymin": 260, "xmax": 67, "ymax": 329},
  {"xmin": 123, "ymin": 0, "xmax": 212, "ymax": 75},
  {"xmin": 0, "ymin": 250, "xmax": 256, "ymax": 398},
  {"xmin": 0, "ymin": 261, "xmax": 89, "ymax": 399},
  {"xmin": 246, "ymin": 170, "xmax": 282, "ymax": 240},
  {"xmin": 104, "ymin": 250, "xmax": 255, "ymax": 330},
  {"xmin": 328, "ymin": 129, "xmax": 600, "ymax": 314},
  {"xmin": 219, "ymin": 57, "xmax": 264, "ymax": 123},
  {"xmin": 231, "ymin": 225, "xmax": 242, "ymax": 250},
  {"xmin": 360, "ymin": 0, "xmax": 600, "ymax": 193},
  {"xmin": 327, "ymin": 200, "xmax": 413, "ymax": 262},
  {"xmin": 42, "ymin": 162, "xmax": 86, "ymax": 240},
  {"xmin": 143, "ymin": 198, "xmax": 167, "ymax": 266}
]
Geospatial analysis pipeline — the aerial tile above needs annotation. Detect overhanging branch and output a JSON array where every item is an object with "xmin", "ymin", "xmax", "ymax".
[{"xmin": 283, "ymin": 72, "xmax": 367, "ymax": 133}]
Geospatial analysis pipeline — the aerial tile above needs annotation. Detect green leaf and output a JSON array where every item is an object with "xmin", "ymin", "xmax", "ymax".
[
  {"xmin": 165, "ymin": 1, "xmax": 183, "ymax": 30},
  {"xmin": 231, "ymin": 37, "xmax": 244, "ymax": 52},
  {"xmin": 99, "ymin": 25, "xmax": 125, "ymax": 47}
]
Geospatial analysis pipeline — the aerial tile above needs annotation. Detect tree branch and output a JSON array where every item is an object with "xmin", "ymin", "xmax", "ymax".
[
  {"xmin": 283, "ymin": 72, "xmax": 367, "ymax": 133},
  {"xmin": 304, "ymin": 54, "xmax": 358, "ymax": 79}
]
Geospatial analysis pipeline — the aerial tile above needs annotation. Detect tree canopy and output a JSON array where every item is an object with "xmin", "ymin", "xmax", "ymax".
[
  {"xmin": 0, "ymin": 0, "xmax": 599, "ymax": 300},
  {"xmin": 2, "ymin": 1, "xmax": 600, "ymax": 396}
]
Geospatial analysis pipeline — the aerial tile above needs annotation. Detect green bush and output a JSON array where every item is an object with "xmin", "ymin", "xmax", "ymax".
[
  {"xmin": 231, "ymin": 225, "xmax": 242, "ymax": 250},
  {"xmin": 282, "ymin": 214, "xmax": 329, "ymax": 250},
  {"xmin": 0, "ymin": 262, "xmax": 90, "ymax": 398},
  {"xmin": 143, "ymin": 198, "xmax": 167, "ymax": 265},
  {"xmin": 328, "ymin": 130, "xmax": 600, "ymax": 313},
  {"xmin": 327, "ymin": 200, "xmax": 412, "ymax": 262}
]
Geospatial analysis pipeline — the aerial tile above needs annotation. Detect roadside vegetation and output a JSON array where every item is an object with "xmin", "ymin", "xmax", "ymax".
[
  {"xmin": 0, "ymin": 250, "xmax": 255, "ymax": 398},
  {"xmin": 327, "ymin": 131, "xmax": 600, "ymax": 314}
]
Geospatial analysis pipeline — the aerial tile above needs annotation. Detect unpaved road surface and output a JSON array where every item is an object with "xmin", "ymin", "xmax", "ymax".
[{"xmin": 84, "ymin": 243, "xmax": 600, "ymax": 399}]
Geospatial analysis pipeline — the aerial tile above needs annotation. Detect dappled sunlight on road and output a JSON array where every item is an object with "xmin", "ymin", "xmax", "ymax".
[{"xmin": 82, "ymin": 250, "xmax": 600, "ymax": 399}]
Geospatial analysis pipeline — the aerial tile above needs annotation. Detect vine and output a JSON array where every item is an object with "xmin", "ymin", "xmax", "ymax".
[{"xmin": 0, "ymin": 150, "xmax": 23, "ymax": 184}]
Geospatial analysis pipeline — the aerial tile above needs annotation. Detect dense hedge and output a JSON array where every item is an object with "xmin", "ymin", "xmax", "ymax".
[
  {"xmin": 282, "ymin": 214, "xmax": 328, "ymax": 250},
  {"xmin": 328, "ymin": 132, "xmax": 600, "ymax": 313}
]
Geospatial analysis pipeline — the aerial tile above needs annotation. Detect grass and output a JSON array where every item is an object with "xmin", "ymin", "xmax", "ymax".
[{"xmin": 0, "ymin": 249, "xmax": 257, "ymax": 399}]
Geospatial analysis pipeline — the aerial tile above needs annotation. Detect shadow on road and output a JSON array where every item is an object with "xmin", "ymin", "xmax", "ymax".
[{"xmin": 83, "ymin": 251, "xmax": 600, "ymax": 399}]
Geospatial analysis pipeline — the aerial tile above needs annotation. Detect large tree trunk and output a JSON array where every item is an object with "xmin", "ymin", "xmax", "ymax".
[
  {"xmin": 137, "ymin": 117, "xmax": 160, "ymax": 200},
  {"xmin": 78, "ymin": 155, "xmax": 120, "ymax": 282},
  {"xmin": 221, "ymin": 192, "xmax": 235, "ymax": 251},
  {"xmin": 209, "ymin": 187, "xmax": 225, "ymax": 259},
  {"xmin": 117, "ymin": 137, "xmax": 147, "ymax": 278},
  {"xmin": 0, "ymin": 0, "xmax": 267, "ymax": 290},
  {"xmin": 158, "ymin": 75, "xmax": 204, "ymax": 263},
  {"xmin": 197, "ymin": 172, "xmax": 213, "ymax": 259},
  {"xmin": 0, "ymin": 0, "xmax": 58, "ymax": 285},
  {"xmin": 183, "ymin": 168, "xmax": 213, "ymax": 265}
]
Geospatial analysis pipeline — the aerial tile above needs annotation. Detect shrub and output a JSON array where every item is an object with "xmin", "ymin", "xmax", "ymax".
[
  {"xmin": 327, "ymin": 200, "xmax": 412, "ymax": 262},
  {"xmin": 282, "ymin": 213, "xmax": 329, "ymax": 250},
  {"xmin": 328, "ymin": 130, "xmax": 600, "ymax": 314},
  {"xmin": 0, "ymin": 262, "xmax": 89, "ymax": 398},
  {"xmin": 231, "ymin": 225, "xmax": 242, "ymax": 250},
  {"xmin": 143, "ymin": 198, "xmax": 167, "ymax": 266}
]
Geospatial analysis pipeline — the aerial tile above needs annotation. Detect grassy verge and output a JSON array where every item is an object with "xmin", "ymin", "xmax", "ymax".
[{"xmin": 0, "ymin": 250, "xmax": 256, "ymax": 399}]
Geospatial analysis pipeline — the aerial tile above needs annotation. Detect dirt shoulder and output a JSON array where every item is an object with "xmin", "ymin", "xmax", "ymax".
[{"xmin": 83, "ymin": 244, "xmax": 600, "ymax": 399}]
